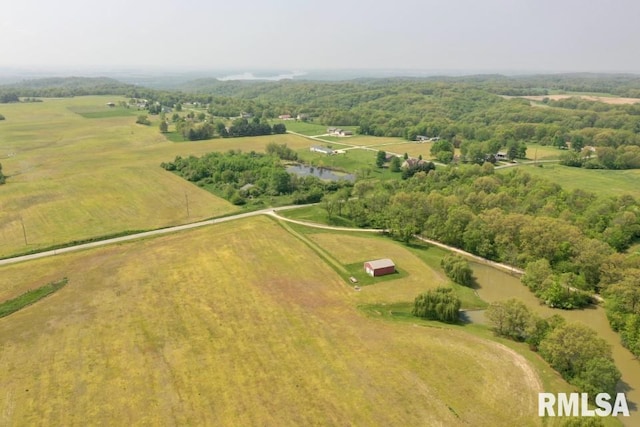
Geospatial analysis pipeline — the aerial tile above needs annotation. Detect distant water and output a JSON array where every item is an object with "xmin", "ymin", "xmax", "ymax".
[{"xmin": 217, "ymin": 71, "xmax": 307, "ymax": 81}]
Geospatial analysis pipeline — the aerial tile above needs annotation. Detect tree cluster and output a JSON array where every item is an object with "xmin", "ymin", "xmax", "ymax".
[
  {"xmin": 265, "ymin": 142, "xmax": 298, "ymax": 161},
  {"xmin": 560, "ymin": 145, "xmax": 640, "ymax": 170},
  {"xmin": 330, "ymin": 165, "xmax": 639, "ymax": 314},
  {"xmin": 0, "ymin": 93, "xmax": 19, "ymax": 103},
  {"xmin": 486, "ymin": 299, "xmax": 621, "ymax": 399},
  {"xmin": 605, "ymin": 269, "xmax": 640, "ymax": 358},
  {"xmin": 161, "ymin": 149, "xmax": 350, "ymax": 206},
  {"xmin": 412, "ymin": 287, "xmax": 461, "ymax": 323}
]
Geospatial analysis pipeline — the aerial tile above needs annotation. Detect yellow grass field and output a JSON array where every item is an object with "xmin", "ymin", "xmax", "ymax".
[
  {"xmin": 0, "ymin": 96, "xmax": 312, "ymax": 258},
  {"xmin": 0, "ymin": 216, "xmax": 544, "ymax": 426},
  {"xmin": 518, "ymin": 94, "xmax": 640, "ymax": 105}
]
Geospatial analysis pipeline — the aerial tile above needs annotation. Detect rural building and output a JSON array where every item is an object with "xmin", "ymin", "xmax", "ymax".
[
  {"xmin": 339, "ymin": 130, "xmax": 353, "ymax": 136},
  {"xmin": 278, "ymin": 114, "xmax": 292, "ymax": 120},
  {"xmin": 401, "ymin": 158, "xmax": 428, "ymax": 169},
  {"xmin": 297, "ymin": 114, "xmax": 309, "ymax": 121},
  {"xmin": 415, "ymin": 135, "xmax": 428, "ymax": 142},
  {"xmin": 310, "ymin": 145, "xmax": 335, "ymax": 155},
  {"xmin": 327, "ymin": 127, "xmax": 337, "ymax": 134},
  {"xmin": 495, "ymin": 151, "xmax": 508, "ymax": 161},
  {"xmin": 364, "ymin": 259, "xmax": 396, "ymax": 277}
]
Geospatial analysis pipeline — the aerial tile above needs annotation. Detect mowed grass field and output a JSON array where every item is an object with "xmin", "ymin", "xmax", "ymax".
[
  {"xmin": 0, "ymin": 216, "xmax": 545, "ymax": 426},
  {"xmin": 509, "ymin": 163, "xmax": 640, "ymax": 198},
  {"xmin": 0, "ymin": 96, "xmax": 312, "ymax": 258}
]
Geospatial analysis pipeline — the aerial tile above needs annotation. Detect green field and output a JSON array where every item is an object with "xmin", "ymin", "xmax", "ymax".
[
  {"xmin": 274, "ymin": 120, "xmax": 329, "ymax": 135},
  {"xmin": 524, "ymin": 143, "xmax": 564, "ymax": 160},
  {"xmin": 67, "ymin": 104, "xmax": 138, "ymax": 118},
  {"xmin": 509, "ymin": 163, "xmax": 640, "ymax": 198},
  {"xmin": 0, "ymin": 216, "xmax": 556, "ymax": 425},
  {"xmin": 273, "ymin": 120, "xmax": 357, "ymax": 136},
  {"xmin": 0, "ymin": 96, "xmax": 313, "ymax": 258},
  {"xmin": 296, "ymin": 147, "xmax": 402, "ymax": 179}
]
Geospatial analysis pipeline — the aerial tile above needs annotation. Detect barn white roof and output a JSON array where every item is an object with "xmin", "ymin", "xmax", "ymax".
[{"xmin": 365, "ymin": 259, "xmax": 395, "ymax": 269}]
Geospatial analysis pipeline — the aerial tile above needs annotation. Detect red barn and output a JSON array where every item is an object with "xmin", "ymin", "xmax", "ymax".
[{"xmin": 364, "ymin": 259, "xmax": 396, "ymax": 277}]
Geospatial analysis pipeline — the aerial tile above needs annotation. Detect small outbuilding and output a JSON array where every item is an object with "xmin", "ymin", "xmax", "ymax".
[
  {"xmin": 310, "ymin": 145, "xmax": 335, "ymax": 155},
  {"xmin": 364, "ymin": 259, "xmax": 396, "ymax": 277}
]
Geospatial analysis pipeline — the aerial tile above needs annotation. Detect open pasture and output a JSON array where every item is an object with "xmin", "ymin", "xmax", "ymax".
[
  {"xmin": 0, "ymin": 96, "xmax": 311, "ymax": 257},
  {"xmin": 509, "ymin": 163, "xmax": 640, "ymax": 198},
  {"xmin": 0, "ymin": 216, "xmax": 544, "ymax": 426}
]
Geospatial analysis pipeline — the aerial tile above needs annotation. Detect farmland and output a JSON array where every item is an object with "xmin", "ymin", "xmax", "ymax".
[
  {"xmin": 0, "ymin": 96, "xmax": 312, "ymax": 258},
  {"xmin": 0, "ymin": 216, "xmax": 546, "ymax": 426},
  {"xmin": 1, "ymin": 92, "xmax": 637, "ymax": 425}
]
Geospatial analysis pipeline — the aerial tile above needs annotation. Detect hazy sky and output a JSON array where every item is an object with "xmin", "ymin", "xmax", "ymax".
[{"xmin": 2, "ymin": 0, "xmax": 639, "ymax": 73}]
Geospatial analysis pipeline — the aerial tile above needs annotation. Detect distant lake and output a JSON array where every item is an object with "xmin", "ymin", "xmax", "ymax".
[{"xmin": 286, "ymin": 164, "xmax": 355, "ymax": 182}]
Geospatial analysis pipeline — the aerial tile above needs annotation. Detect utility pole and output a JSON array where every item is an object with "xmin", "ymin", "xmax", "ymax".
[{"xmin": 19, "ymin": 216, "xmax": 28, "ymax": 245}]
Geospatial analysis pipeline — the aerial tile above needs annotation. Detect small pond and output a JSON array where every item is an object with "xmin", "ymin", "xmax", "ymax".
[{"xmin": 286, "ymin": 164, "xmax": 355, "ymax": 182}]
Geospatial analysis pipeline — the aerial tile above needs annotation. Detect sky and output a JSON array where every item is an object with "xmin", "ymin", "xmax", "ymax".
[{"xmin": 2, "ymin": 0, "xmax": 640, "ymax": 75}]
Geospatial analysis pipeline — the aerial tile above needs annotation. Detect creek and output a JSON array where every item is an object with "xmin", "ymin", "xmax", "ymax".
[{"xmin": 468, "ymin": 262, "xmax": 639, "ymax": 425}]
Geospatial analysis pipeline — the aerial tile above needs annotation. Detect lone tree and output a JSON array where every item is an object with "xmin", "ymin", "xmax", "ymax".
[
  {"xmin": 440, "ymin": 254, "xmax": 474, "ymax": 287},
  {"xmin": 412, "ymin": 287, "xmax": 461, "ymax": 323},
  {"xmin": 136, "ymin": 114, "xmax": 151, "ymax": 125},
  {"xmin": 485, "ymin": 299, "xmax": 533, "ymax": 341},
  {"xmin": 159, "ymin": 120, "xmax": 168, "ymax": 133},
  {"xmin": 0, "ymin": 162, "xmax": 5, "ymax": 184},
  {"xmin": 376, "ymin": 150, "xmax": 386, "ymax": 168}
]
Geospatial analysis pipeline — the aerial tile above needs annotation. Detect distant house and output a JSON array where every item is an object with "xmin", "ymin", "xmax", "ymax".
[
  {"xmin": 401, "ymin": 158, "xmax": 428, "ymax": 169},
  {"xmin": 240, "ymin": 183, "xmax": 255, "ymax": 192},
  {"xmin": 415, "ymin": 135, "xmax": 428, "ymax": 142},
  {"xmin": 310, "ymin": 145, "xmax": 335, "ymax": 155},
  {"xmin": 106, "ymin": 102, "xmax": 115, "ymax": 108},
  {"xmin": 364, "ymin": 259, "xmax": 396, "ymax": 277},
  {"xmin": 278, "ymin": 114, "xmax": 292, "ymax": 120},
  {"xmin": 240, "ymin": 112, "xmax": 253, "ymax": 119},
  {"xmin": 297, "ymin": 113, "xmax": 309, "ymax": 121},
  {"xmin": 339, "ymin": 130, "xmax": 353, "ymax": 136},
  {"xmin": 327, "ymin": 127, "xmax": 337, "ymax": 134},
  {"xmin": 495, "ymin": 151, "xmax": 508, "ymax": 161}
]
